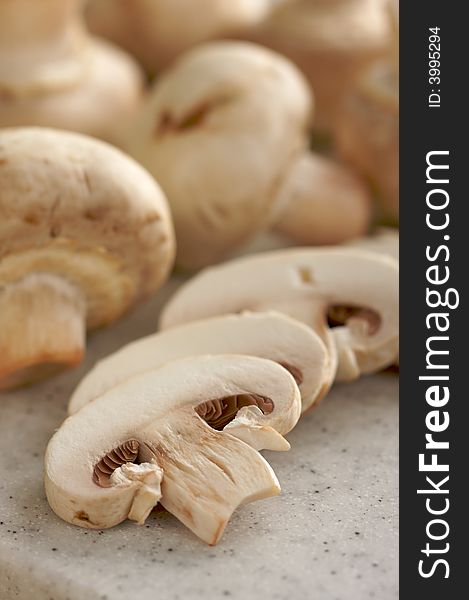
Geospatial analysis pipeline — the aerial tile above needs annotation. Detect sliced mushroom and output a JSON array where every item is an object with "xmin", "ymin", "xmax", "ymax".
[
  {"xmin": 271, "ymin": 153, "xmax": 372, "ymax": 245},
  {"xmin": 241, "ymin": 0, "xmax": 391, "ymax": 132},
  {"xmin": 69, "ymin": 312, "xmax": 331, "ymax": 415},
  {"xmin": 86, "ymin": 0, "xmax": 274, "ymax": 74},
  {"xmin": 0, "ymin": 127, "xmax": 175, "ymax": 390},
  {"xmin": 0, "ymin": 0, "xmax": 143, "ymax": 142},
  {"xmin": 124, "ymin": 41, "xmax": 312, "ymax": 270},
  {"xmin": 45, "ymin": 354, "xmax": 301, "ymax": 545},
  {"xmin": 160, "ymin": 248, "xmax": 399, "ymax": 382}
]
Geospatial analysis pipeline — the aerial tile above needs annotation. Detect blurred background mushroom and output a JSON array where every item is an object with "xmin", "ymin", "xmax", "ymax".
[{"xmin": 0, "ymin": 0, "xmax": 144, "ymax": 143}]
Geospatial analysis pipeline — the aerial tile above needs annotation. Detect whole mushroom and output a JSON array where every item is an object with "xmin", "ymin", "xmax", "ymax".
[
  {"xmin": 241, "ymin": 0, "xmax": 391, "ymax": 132},
  {"xmin": 46, "ymin": 354, "xmax": 301, "ymax": 545},
  {"xmin": 271, "ymin": 153, "xmax": 372, "ymax": 246},
  {"xmin": 125, "ymin": 41, "xmax": 372, "ymax": 269},
  {"xmin": 69, "ymin": 311, "xmax": 332, "ymax": 415},
  {"xmin": 0, "ymin": 127, "xmax": 175, "ymax": 390},
  {"xmin": 124, "ymin": 41, "xmax": 313, "ymax": 269},
  {"xmin": 85, "ymin": 0, "xmax": 275, "ymax": 74},
  {"xmin": 336, "ymin": 0, "xmax": 399, "ymax": 220},
  {"xmin": 0, "ymin": 0, "xmax": 144, "ymax": 142},
  {"xmin": 160, "ymin": 248, "xmax": 399, "ymax": 382}
]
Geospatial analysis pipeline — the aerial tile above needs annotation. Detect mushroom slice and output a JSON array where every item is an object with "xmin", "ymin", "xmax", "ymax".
[
  {"xmin": 0, "ymin": 127, "xmax": 175, "ymax": 389},
  {"xmin": 160, "ymin": 248, "xmax": 399, "ymax": 382},
  {"xmin": 45, "ymin": 355, "xmax": 301, "ymax": 545},
  {"xmin": 69, "ymin": 312, "xmax": 330, "ymax": 415}
]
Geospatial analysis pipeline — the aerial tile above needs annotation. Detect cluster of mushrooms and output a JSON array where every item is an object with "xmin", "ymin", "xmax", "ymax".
[{"xmin": 0, "ymin": 0, "xmax": 399, "ymax": 545}]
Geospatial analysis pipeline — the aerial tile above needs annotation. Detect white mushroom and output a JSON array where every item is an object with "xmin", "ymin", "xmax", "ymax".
[
  {"xmin": 345, "ymin": 228, "xmax": 398, "ymax": 261},
  {"xmin": 85, "ymin": 0, "xmax": 274, "ymax": 74},
  {"xmin": 160, "ymin": 248, "xmax": 399, "ymax": 382},
  {"xmin": 336, "ymin": 1, "xmax": 399, "ymax": 220},
  {"xmin": 0, "ymin": 0, "xmax": 144, "ymax": 143},
  {"xmin": 0, "ymin": 127, "xmax": 175, "ymax": 390},
  {"xmin": 241, "ymin": 0, "xmax": 391, "ymax": 132},
  {"xmin": 271, "ymin": 153, "xmax": 372, "ymax": 245},
  {"xmin": 124, "ymin": 41, "xmax": 312, "ymax": 270},
  {"xmin": 69, "ymin": 311, "xmax": 331, "ymax": 415},
  {"xmin": 45, "ymin": 354, "xmax": 301, "ymax": 545}
]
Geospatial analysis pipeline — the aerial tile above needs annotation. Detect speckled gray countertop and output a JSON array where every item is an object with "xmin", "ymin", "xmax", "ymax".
[{"xmin": 0, "ymin": 276, "xmax": 398, "ymax": 600}]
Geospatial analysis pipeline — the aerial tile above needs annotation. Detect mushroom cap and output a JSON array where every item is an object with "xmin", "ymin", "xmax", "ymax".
[
  {"xmin": 0, "ymin": 1, "xmax": 144, "ymax": 142},
  {"xmin": 346, "ymin": 228, "xmax": 398, "ymax": 261},
  {"xmin": 69, "ymin": 311, "xmax": 331, "ymax": 415},
  {"xmin": 336, "ymin": 60, "xmax": 399, "ymax": 220},
  {"xmin": 45, "ymin": 354, "xmax": 301, "ymax": 544},
  {"xmin": 0, "ymin": 39, "xmax": 144, "ymax": 143},
  {"xmin": 160, "ymin": 248, "xmax": 399, "ymax": 380},
  {"xmin": 86, "ymin": 0, "xmax": 273, "ymax": 73},
  {"xmin": 125, "ymin": 41, "xmax": 312, "ymax": 270},
  {"xmin": 243, "ymin": 0, "xmax": 390, "ymax": 130},
  {"xmin": 0, "ymin": 127, "xmax": 175, "ymax": 328},
  {"xmin": 272, "ymin": 152, "xmax": 372, "ymax": 245}
]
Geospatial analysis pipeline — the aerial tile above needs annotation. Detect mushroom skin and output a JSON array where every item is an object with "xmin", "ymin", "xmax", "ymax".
[
  {"xmin": 85, "ymin": 0, "xmax": 273, "ymax": 74},
  {"xmin": 45, "ymin": 355, "xmax": 301, "ymax": 545},
  {"xmin": 336, "ymin": 61, "xmax": 398, "ymax": 221},
  {"xmin": 336, "ymin": 0, "xmax": 398, "ymax": 220},
  {"xmin": 345, "ymin": 228, "xmax": 398, "ymax": 261},
  {"xmin": 271, "ymin": 153, "xmax": 372, "ymax": 245},
  {"xmin": 0, "ymin": 127, "xmax": 175, "ymax": 390},
  {"xmin": 0, "ymin": 0, "xmax": 144, "ymax": 143},
  {"xmin": 160, "ymin": 248, "xmax": 399, "ymax": 382},
  {"xmin": 124, "ymin": 41, "xmax": 312, "ymax": 270},
  {"xmin": 68, "ymin": 312, "xmax": 331, "ymax": 415},
  {"xmin": 241, "ymin": 0, "xmax": 391, "ymax": 132}
]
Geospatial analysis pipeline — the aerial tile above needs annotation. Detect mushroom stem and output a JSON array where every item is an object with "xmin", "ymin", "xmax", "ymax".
[
  {"xmin": 0, "ymin": 273, "xmax": 86, "ymax": 390},
  {"xmin": 0, "ymin": 0, "xmax": 87, "ymax": 94}
]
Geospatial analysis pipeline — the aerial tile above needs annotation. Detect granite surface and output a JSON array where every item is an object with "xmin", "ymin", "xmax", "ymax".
[{"xmin": 0, "ymin": 277, "xmax": 398, "ymax": 600}]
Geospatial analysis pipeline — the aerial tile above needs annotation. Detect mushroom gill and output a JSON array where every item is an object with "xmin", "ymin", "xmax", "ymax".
[
  {"xmin": 195, "ymin": 394, "xmax": 274, "ymax": 430},
  {"xmin": 92, "ymin": 439, "xmax": 140, "ymax": 487},
  {"xmin": 327, "ymin": 305, "xmax": 381, "ymax": 336}
]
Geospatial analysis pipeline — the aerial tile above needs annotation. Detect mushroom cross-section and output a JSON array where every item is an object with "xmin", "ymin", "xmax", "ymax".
[
  {"xmin": 68, "ymin": 312, "xmax": 331, "ymax": 415},
  {"xmin": 159, "ymin": 248, "xmax": 399, "ymax": 382},
  {"xmin": 45, "ymin": 355, "xmax": 301, "ymax": 545},
  {"xmin": 0, "ymin": 127, "xmax": 175, "ymax": 390}
]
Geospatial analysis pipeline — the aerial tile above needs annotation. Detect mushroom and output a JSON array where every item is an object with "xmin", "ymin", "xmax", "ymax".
[
  {"xmin": 271, "ymin": 152, "xmax": 372, "ymax": 245},
  {"xmin": 124, "ymin": 41, "xmax": 314, "ymax": 270},
  {"xmin": 336, "ymin": 0, "xmax": 398, "ymax": 220},
  {"xmin": 346, "ymin": 228, "xmax": 398, "ymax": 261},
  {"xmin": 0, "ymin": 127, "xmax": 175, "ymax": 390},
  {"xmin": 241, "ymin": 0, "xmax": 391, "ymax": 132},
  {"xmin": 85, "ymin": 0, "xmax": 274, "ymax": 74},
  {"xmin": 160, "ymin": 248, "xmax": 399, "ymax": 382},
  {"xmin": 0, "ymin": 0, "xmax": 144, "ymax": 143},
  {"xmin": 69, "ymin": 311, "xmax": 331, "ymax": 415},
  {"xmin": 45, "ymin": 354, "xmax": 301, "ymax": 545}
]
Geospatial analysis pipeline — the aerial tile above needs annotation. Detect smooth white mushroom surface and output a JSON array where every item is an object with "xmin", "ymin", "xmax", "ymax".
[
  {"xmin": 160, "ymin": 248, "xmax": 399, "ymax": 382},
  {"xmin": 124, "ymin": 41, "xmax": 312, "ymax": 270},
  {"xmin": 271, "ymin": 153, "xmax": 372, "ymax": 246},
  {"xmin": 241, "ymin": 0, "xmax": 391, "ymax": 132},
  {"xmin": 86, "ymin": 0, "xmax": 274, "ymax": 73},
  {"xmin": 69, "ymin": 312, "xmax": 331, "ymax": 415},
  {"xmin": 45, "ymin": 355, "xmax": 301, "ymax": 545},
  {"xmin": 345, "ymin": 228, "xmax": 398, "ymax": 261},
  {"xmin": 0, "ymin": 127, "xmax": 175, "ymax": 390},
  {"xmin": 0, "ymin": 0, "xmax": 144, "ymax": 142}
]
